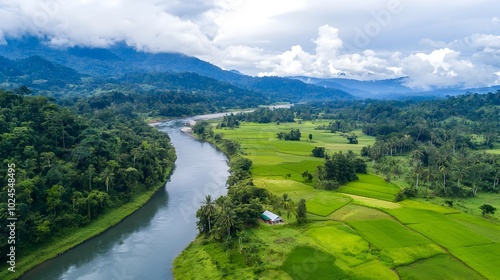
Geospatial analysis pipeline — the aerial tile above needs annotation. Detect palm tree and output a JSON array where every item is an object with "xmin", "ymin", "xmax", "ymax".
[
  {"xmin": 439, "ymin": 165, "xmax": 448, "ymax": 192},
  {"xmin": 280, "ymin": 193, "xmax": 294, "ymax": 218},
  {"xmin": 101, "ymin": 168, "xmax": 114, "ymax": 193},
  {"xmin": 216, "ymin": 207, "xmax": 237, "ymax": 237},
  {"xmin": 201, "ymin": 195, "xmax": 216, "ymax": 232},
  {"xmin": 410, "ymin": 149, "xmax": 424, "ymax": 167},
  {"xmin": 411, "ymin": 164, "xmax": 423, "ymax": 189}
]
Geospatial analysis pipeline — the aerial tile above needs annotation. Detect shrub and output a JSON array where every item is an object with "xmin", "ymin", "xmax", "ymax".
[{"xmin": 479, "ymin": 204, "xmax": 496, "ymax": 215}]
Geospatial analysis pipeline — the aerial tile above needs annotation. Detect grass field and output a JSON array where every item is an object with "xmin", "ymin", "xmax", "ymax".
[
  {"xmin": 396, "ymin": 254, "xmax": 485, "ymax": 280},
  {"xmin": 254, "ymin": 178, "xmax": 352, "ymax": 216},
  {"xmin": 173, "ymin": 121, "xmax": 500, "ymax": 280},
  {"xmin": 348, "ymin": 219, "xmax": 444, "ymax": 266},
  {"xmin": 281, "ymin": 246, "xmax": 346, "ymax": 280},
  {"xmin": 338, "ymin": 174, "xmax": 400, "ymax": 201}
]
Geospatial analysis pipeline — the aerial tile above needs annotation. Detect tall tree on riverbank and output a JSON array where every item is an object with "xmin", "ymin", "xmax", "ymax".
[{"xmin": 202, "ymin": 195, "xmax": 216, "ymax": 232}]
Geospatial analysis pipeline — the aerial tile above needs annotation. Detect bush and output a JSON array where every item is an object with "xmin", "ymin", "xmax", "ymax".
[
  {"xmin": 479, "ymin": 204, "xmax": 496, "ymax": 215},
  {"xmin": 395, "ymin": 187, "xmax": 417, "ymax": 202},
  {"xmin": 276, "ymin": 129, "xmax": 301, "ymax": 141},
  {"xmin": 315, "ymin": 180, "xmax": 340, "ymax": 190},
  {"xmin": 311, "ymin": 147, "xmax": 326, "ymax": 158}
]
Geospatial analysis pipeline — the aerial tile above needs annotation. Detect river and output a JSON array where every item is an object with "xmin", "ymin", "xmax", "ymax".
[{"xmin": 20, "ymin": 119, "xmax": 230, "ymax": 280}]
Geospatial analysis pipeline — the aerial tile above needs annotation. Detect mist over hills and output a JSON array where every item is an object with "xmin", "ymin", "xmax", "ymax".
[
  {"xmin": 292, "ymin": 76, "xmax": 500, "ymax": 100},
  {"xmin": 0, "ymin": 37, "xmax": 498, "ymax": 102},
  {"xmin": 0, "ymin": 37, "xmax": 353, "ymax": 102}
]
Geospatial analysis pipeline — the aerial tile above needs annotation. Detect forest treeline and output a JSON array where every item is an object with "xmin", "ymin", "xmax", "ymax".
[
  {"xmin": 216, "ymin": 107, "xmax": 295, "ymax": 129},
  {"xmin": 293, "ymin": 91, "xmax": 500, "ymax": 197},
  {"xmin": 0, "ymin": 90, "xmax": 176, "ymax": 263}
]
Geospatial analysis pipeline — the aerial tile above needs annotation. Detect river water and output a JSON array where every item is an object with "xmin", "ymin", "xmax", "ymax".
[{"xmin": 20, "ymin": 119, "xmax": 230, "ymax": 280}]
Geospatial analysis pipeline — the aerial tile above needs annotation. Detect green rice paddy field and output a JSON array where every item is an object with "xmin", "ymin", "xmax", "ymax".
[{"xmin": 173, "ymin": 121, "xmax": 500, "ymax": 280}]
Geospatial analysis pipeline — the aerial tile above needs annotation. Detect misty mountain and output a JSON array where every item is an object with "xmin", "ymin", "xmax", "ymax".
[
  {"xmin": 0, "ymin": 37, "xmax": 352, "ymax": 102},
  {"xmin": 0, "ymin": 55, "xmax": 83, "ymax": 90},
  {"xmin": 292, "ymin": 76, "xmax": 500, "ymax": 100}
]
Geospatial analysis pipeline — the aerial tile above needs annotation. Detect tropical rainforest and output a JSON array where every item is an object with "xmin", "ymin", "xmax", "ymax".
[{"xmin": 0, "ymin": 89, "xmax": 176, "ymax": 265}]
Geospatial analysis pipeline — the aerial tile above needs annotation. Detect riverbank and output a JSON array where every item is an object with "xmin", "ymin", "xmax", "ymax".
[{"xmin": 1, "ymin": 167, "xmax": 173, "ymax": 280}]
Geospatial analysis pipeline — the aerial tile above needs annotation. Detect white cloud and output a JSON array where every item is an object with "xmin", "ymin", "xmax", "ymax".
[
  {"xmin": 0, "ymin": 0, "xmax": 215, "ymax": 55},
  {"xmin": 0, "ymin": 0, "xmax": 499, "ymax": 89},
  {"xmin": 468, "ymin": 34, "xmax": 500, "ymax": 53},
  {"xmin": 255, "ymin": 26, "xmax": 500, "ymax": 89},
  {"xmin": 314, "ymin": 25, "xmax": 343, "ymax": 60},
  {"xmin": 400, "ymin": 48, "xmax": 499, "ymax": 89}
]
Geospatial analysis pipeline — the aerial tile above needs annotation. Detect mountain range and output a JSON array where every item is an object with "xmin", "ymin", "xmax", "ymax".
[
  {"xmin": 0, "ymin": 36, "xmax": 498, "ymax": 101},
  {"xmin": 292, "ymin": 76, "xmax": 500, "ymax": 100}
]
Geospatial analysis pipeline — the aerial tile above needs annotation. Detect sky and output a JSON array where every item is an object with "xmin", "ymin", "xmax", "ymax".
[{"xmin": 0, "ymin": 0, "xmax": 499, "ymax": 89}]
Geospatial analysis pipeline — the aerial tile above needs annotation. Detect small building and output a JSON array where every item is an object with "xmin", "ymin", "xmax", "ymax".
[{"xmin": 260, "ymin": 210, "xmax": 284, "ymax": 225}]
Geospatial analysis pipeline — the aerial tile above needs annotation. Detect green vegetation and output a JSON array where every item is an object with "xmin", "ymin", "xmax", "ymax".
[
  {"xmin": 281, "ymin": 246, "xmax": 346, "ymax": 280},
  {"xmin": 6, "ymin": 46, "xmax": 500, "ymax": 280},
  {"xmin": 229, "ymin": 107, "xmax": 295, "ymax": 124},
  {"xmin": 338, "ymin": 174, "xmax": 400, "ymax": 201},
  {"xmin": 175, "ymin": 108, "xmax": 500, "ymax": 279},
  {"xmin": 0, "ymin": 177, "xmax": 170, "ymax": 279},
  {"xmin": 292, "ymin": 92, "xmax": 500, "ymax": 198},
  {"xmin": 311, "ymin": 146, "xmax": 326, "ymax": 158},
  {"xmin": 0, "ymin": 90, "xmax": 175, "ymax": 277},
  {"xmin": 480, "ymin": 203, "xmax": 496, "ymax": 215},
  {"xmin": 315, "ymin": 151, "xmax": 367, "ymax": 190},
  {"xmin": 276, "ymin": 128, "xmax": 301, "ymax": 141},
  {"xmin": 296, "ymin": 198, "xmax": 307, "ymax": 224},
  {"xmin": 396, "ymin": 254, "xmax": 485, "ymax": 280}
]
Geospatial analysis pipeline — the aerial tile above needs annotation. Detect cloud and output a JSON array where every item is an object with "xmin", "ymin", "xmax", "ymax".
[
  {"xmin": 255, "ymin": 26, "xmax": 500, "ymax": 89},
  {"xmin": 0, "ymin": 0, "xmax": 499, "ymax": 89},
  {"xmin": 0, "ymin": 0, "xmax": 215, "ymax": 55},
  {"xmin": 257, "ymin": 25, "xmax": 400, "ymax": 80},
  {"xmin": 468, "ymin": 34, "xmax": 500, "ymax": 54}
]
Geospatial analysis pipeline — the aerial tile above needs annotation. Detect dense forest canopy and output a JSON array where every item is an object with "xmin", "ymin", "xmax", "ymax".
[{"xmin": 0, "ymin": 90, "xmax": 176, "ymax": 264}]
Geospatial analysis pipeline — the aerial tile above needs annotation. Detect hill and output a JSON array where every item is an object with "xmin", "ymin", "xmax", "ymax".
[
  {"xmin": 292, "ymin": 76, "xmax": 500, "ymax": 100},
  {"xmin": 0, "ymin": 37, "xmax": 352, "ymax": 102}
]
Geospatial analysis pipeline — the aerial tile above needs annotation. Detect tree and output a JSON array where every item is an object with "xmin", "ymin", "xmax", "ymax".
[
  {"xmin": 40, "ymin": 151, "xmax": 56, "ymax": 169},
  {"xmin": 346, "ymin": 133, "xmax": 358, "ymax": 144},
  {"xmin": 46, "ymin": 184, "xmax": 65, "ymax": 216},
  {"xmin": 311, "ymin": 147, "xmax": 326, "ymax": 158},
  {"xmin": 439, "ymin": 165, "xmax": 448, "ymax": 193},
  {"xmin": 301, "ymin": 170, "xmax": 313, "ymax": 182},
  {"xmin": 277, "ymin": 129, "xmax": 301, "ymax": 141},
  {"xmin": 280, "ymin": 193, "xmax": 294, "ymax": 218},
  {"xmin": 296, "ymin": 198, "xmax": 307, "ymax": 224},
  {"xmin": 216, "ymin": 207, "xmax": 237, "ymax": 237},
  {"xmin": 101, "ymin": 168, "xmax": 114, "ymax": 193},
  {"xmin": 0, "ymin": 90, "xmax": 177, "ymax": 264},
  {"xmin": 479, "ymin": 204, "xmax": 496, "ymax": 216},
  {"xmin": 410, "ymin": 164, "xmax": 423, "ymax": 190},
  {"xmin": 308, "ymin": 133, "xmax": 313, "ymax": 141},
  {"xmin": 201, "ymin": 195, "xmax": 217, "ymax": 233},
  {"xmin": 466, "ymin": 163, "xmax": 487, "ymax": 196}
]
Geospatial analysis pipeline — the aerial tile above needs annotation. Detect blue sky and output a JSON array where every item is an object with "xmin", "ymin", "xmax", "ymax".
[{"xmin": 0, "ymin": 0, "xmax": 499, "ymax": 89}]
